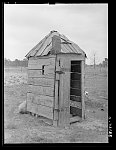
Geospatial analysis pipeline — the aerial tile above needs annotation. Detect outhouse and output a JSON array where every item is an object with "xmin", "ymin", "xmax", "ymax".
[{"xmin": 25, "ymin": 30, "xmax": 87, "ymax": 127}]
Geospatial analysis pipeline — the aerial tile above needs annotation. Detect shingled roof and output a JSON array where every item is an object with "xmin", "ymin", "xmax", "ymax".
[{"xmin": 25, "ymin": 30, "xmax": 86, "ymax": 58}]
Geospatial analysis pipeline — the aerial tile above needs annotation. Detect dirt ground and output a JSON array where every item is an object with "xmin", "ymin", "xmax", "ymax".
[{"xmin": 4, "ymin": 66, "xmax": 108, "ymax": 143}]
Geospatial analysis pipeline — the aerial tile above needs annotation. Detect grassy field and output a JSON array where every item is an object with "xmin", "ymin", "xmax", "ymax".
[{"xmin": 4, "ymin": 66, "xmax": 108, "ymax": 143}]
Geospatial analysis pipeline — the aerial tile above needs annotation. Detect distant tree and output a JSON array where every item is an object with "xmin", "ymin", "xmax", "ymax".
[
  {"xmin": 14, "ymin": 59, "xmax": 19, "ymax": 67},
  {"xmin": 23, "ymin": 58, "xmax": 27, "ymax": 61},
  {"xmin": 4, "ymin": 58, "xmax": 28, "ymax": 67},
  {"xmin": 4, "ymin": 58, "xmax": 11, "ymax": 66},
  {"xmin": 22, "ymin": 58, "xmax": 28, "ymax": 67}
]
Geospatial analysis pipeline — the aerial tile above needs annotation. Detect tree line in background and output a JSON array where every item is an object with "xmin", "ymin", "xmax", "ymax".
[
  {"xmin": 4, "ymin": 58, "xmax": 28, "ymax": 67},
  {"xmin": 4, "ymin": 58, "xmax": 108, "ymax": 68}
]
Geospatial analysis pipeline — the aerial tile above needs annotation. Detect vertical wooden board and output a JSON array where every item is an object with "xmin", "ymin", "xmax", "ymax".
[
  {"xmin": 58, "ymin": 73, "xmax": 64, "ymax": 127},
  {"xmin": 62, "ymin": 60, "xmax": 70, "ymax": 127},
  {"xmin": 57, "ymin": 57, "xmax": 70, "ymax": 127},
  {"xmin": 55, "ymin": 59, "xmax": 61, "ymax": 72},
  {"xmin": 53, "ymin": 58, "xmax": 59, "ymax": 124},
  {"xmin": 56, "ymin": 73, "xmax": 60, "ymax": 80},
  {"xmin": 53, "ymin": 120, "xmax": 58, "ymax": 126},
  {"xmin": 54, "ymin": 80, "xmax": 59, "ymax": 109},
  {"xmin": 81, "ymin": 60, "xmax": 85, "ymax": 120},
  {"xmin": 56, "ymin": 57, "xmax": 64, "ymax": 126},
  {"xmin": 53, "ymin": 80, "xmax": 59, "ymax": 121},
  {"xmin": 53, "ymin": 109, "xmax": 59, "ymax": 121}
]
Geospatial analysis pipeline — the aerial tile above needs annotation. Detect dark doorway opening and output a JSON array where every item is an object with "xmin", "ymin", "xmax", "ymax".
[{"xmin": 70, "ymin": 61, "xmax": 82, "ymax": 118}]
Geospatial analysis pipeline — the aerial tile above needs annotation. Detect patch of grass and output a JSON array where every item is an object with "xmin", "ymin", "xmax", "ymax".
[
  {"xmin": 70, "ymin": 137, "xmax": 76, "ymax": 142},
  {"xmin": 30, "ymin": 136, "xmax": 53, "ymax": 143},
  {"xmin": 4, "ymin": 66, "xmax": 108, "ymax": 143},
  {"xmin": 85, "ymin": 99, "xmax": 105, "ymax": 109},
  {"xmin": 5, "ymin": 123, "xmax": 17, "ymax": 130}
]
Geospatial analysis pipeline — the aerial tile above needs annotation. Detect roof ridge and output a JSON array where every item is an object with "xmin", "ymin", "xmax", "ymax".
[{"xmin": 25, "ymin": 31, "xmax": 86, "ymax": 58}]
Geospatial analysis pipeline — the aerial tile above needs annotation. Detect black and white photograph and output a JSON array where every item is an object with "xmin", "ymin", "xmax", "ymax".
[{"xmin": 4, "ymin": 3, "xmax": 108, "ymax": 143}]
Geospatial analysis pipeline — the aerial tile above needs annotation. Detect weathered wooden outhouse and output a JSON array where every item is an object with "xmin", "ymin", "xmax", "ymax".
[{"xmin": 25, "ymin": 30, "xmax": 87, "ymax": 127}]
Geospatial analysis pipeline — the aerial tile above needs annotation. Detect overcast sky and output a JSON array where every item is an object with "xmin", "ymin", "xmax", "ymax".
[{"xmin": 4, "ymin": 4, "xmax": 108, "ymax": 64}]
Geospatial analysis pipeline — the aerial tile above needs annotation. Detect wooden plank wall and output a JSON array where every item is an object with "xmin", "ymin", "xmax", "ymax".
[
  {"xmin": 28, "ymin": 85, "xmax": 54, "ymax": 97},
  {"xmin": 27, "ymin": 57, "xmax": 56, "ymax": 120},
  {"xmin": 27, "ymin": 55, "xmax": 85, "ymax": 125},
  {"xmin": 28, "ymin": 78, "xmax": 54, "ymax": 87},
  {"xmin": 28, "ymin": 93, "xmax": 54, "ymax": 107},
  {"xmin": 27, "ymin": 93, "xmax": 53, "ymax": 119},
  {"xmin": 28, "ymin": 57, "xmax": 55, "ymax": 69},
  {"xmin": 28, "ymin": 70, "xmax": 54, "ymax": 78}
]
